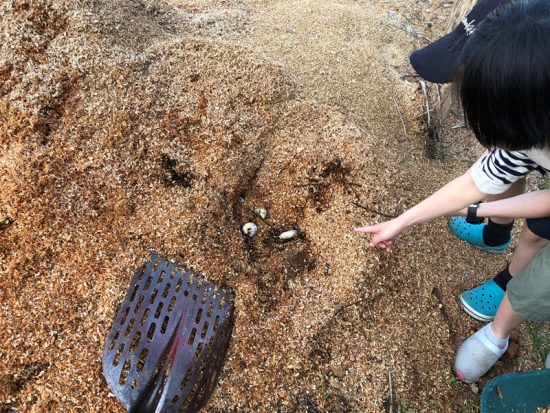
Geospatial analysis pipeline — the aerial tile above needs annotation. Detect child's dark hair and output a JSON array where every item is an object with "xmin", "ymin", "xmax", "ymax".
[{"xmin": 456, "ymin": 0, "xmax": 550, "ymax": 151}]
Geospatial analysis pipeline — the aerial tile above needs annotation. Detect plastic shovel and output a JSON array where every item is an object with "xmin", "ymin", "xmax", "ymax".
[
  {"xmin": 102, "ymin": 252, "xmax": 235, "ymax": 413},
  {"xmin": 481, "ymin": 368, "xmax": 550, "ymax": 413}
]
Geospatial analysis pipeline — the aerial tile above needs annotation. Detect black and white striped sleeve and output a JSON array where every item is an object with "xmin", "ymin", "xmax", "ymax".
[{"xmin": 471, "ymin": 149, "xmax": 538, "ymax": 194}]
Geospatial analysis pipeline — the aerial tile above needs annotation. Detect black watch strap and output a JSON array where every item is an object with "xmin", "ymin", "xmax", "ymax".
[{"xmin": 466, "ymin": 202, "xmax": 484, "ymax": 224}]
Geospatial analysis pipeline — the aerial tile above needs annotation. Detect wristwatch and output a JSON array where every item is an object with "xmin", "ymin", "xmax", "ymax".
[{"xmin": 465, "ymin": 202, "xmax": 484, "ymax": 224}]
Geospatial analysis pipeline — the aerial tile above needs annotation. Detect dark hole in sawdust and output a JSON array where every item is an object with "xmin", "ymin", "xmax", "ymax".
[
  {"xmin": 0, "ymin": 217, "xmax": 13, "ymax": 231},
  {"xmin": 282, "ymin": 248, "xmax": 315, "ymax": 278},
  {"xmin": 0, "ymin": 362, "xmax": 49, "ymax": 399},
  {"xmin": 254, "ymin": 277, "xmax": 279, "ymax": 313},
  {"xmin": 309, "ymin": 341, "xmax": 332, "ymax": 364},
  {"xmin": 161, "ymin": 154, "xmax": 193, "ymax": 188},
  {"xmin": 422, "ymin": 114, "xmax": 445, "ymax": 160},
  {"xmin": 243, "ymin": 236, "xmax": 259, "ymax": 265},
  {"xmin": 292, "ymin": 394, "xmax": 321, "ymax": 413},
  {"xmin": 304, "ymin": 158, "xmax": 358, "ymax": 213}
]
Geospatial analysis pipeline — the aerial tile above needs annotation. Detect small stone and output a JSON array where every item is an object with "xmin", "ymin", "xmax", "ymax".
[
  {"xmin": 470, "ymin": 383, "xmax": 479, "ymax": 395},
  {"xmin": 330, "ymin": 365, "xmax": 345, "ymax": 377}
]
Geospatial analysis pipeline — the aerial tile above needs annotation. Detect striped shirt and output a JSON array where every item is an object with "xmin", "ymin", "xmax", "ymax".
[{"xmin": 471, "ymin": 147, "xmax": 550, "ymax": 194}]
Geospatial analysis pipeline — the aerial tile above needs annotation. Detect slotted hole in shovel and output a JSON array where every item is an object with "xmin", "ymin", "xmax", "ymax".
[
  {"xmin": 120, "ymin": 307, "xmax": 130, "ymax": 325},
  {"xmin": 168, "ymin": 296, "xmax": 177, "ymax": 312},
  {"xmin": 143, "ymin": 276, "xmax": 152, "ymax": 291},
  {"xmin": 150, "ymin": 288, "xmax": 158, "ymax": 305},
  {"xmin": 153, "ymin": 354, "xmax": 167, "ymax": 383},
  {"xmin": 113, "ymin": 343, "xmax": 125, "ymax": 366},
  {"xmin": 195, "ymin": 359, "xmax": 209, "ymax": 395},
  {"xmin": 161, "ymin": 360, "xmax": 173, "ymax": 387},
  {"xmin": 213, "ymin": 315, "xmax": 220, "ymax": 332},
  {"xmin": 130, "ymin": 379, "xmax": 138, "ymax": 390},
  {"xmin": 154, "ymin": 301, "xmax": 164, "ymax": 318},
  {"xmin": 147, "ymin": 323, "xmax": 156, "ymax": 342},
  {"xmin": 129, "ymin": 331, "xmax": 141, "ymax": 353},
  {"xmin": 157, "ymin": 270, "xmax": 166, "ymax": 284},
  {"xmin": 200, "ymin": 322, "xmax": 209, "ymax": 339},
  {"xmin": 188, "ymin": 328, "xmax": 197, "ymax": 345},
  {"xmin": 140, "ymin": 308, "xmax": 150, "ymax": 326},
  {"xmin": 181, "ymin": 384, "xmax": 198, "ymax": 411},
  {"xmin": 136, "ymin": 348, "xmax": 148, "ymax": 372},
  {"xmin": 195, "ymin": 308, "xmax": 203, "ymax": 324},
  {"xmin": 162, "ymin": 283, "xmax": 171, "ymax": 298},
  {"xmin": 119, "ymin": 359, "xmax": 131, "ymax": 385},
  {"xmin": 124, "ymin": 318, "xmax": 135, "ymax": 337},
  {"xmin": 193, "ymin": 342, "xmax": 204, "ymax": 362},
  {"xmin": 179, "ymin": 367, "xmax": 193, "ymax": 390},
  {"xmin": 172, "ymin": 395, "xmax": 179, "ymax": 404},
  {"xmin": 219, "ymin": 297, "xmax": 226, "ymax": 311},
  {"xmin": 175, "ymin": 278, "xmax": 183, "ymax": 292},
  {"xmin": 201, "ymin": 289, "xmax": 208, "ymax": 304},
  {"xmin": 152, "ymin": 258, "xmax": 161, "ymax": 273},
  {"xmin": 160, "ymin": 316, "xmax": 169, "ymax": 334},
  {"xmin": 129, "ymin": 284, "xmax": 139, "ymax": 302},
  {"xmin": 207, "ymin": 302, "xmax": 214, "ymax": 318},
  {"xmin": 109, "ymin": 331, "xmax": 120, "ymax": 351},
  {"xmin": 134, "ymin": 296, "xmax": 144, "ymax": 313}
]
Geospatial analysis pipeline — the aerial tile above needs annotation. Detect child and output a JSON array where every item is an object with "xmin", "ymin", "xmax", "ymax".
[
  {"xmin": 356, "ymin": 0, "xmax": 550, "ymax": 382},
  {"xmin": 410, "ymin": 0, "xmax": 550, "ymax": 323}
]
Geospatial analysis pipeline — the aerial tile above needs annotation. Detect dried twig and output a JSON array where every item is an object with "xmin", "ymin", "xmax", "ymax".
[
  {"xmin": 384, "ymin": 22, "xmax": 433, "ymax": 42},
  {"xmin": 352, "ymin": 201, "xmax": 398, "ymax": 219},
  {"xmin": 392, "ymin": 94, "xmax": 408, "ymax": 138},
  {"xmin": 419, "ymin": 80, "xmax": 430, "ymax": 127},
  {"xmin": 450, "ymin": 123, "xmax": 466, "ymax": 129},
  {"xmin": 388, "ymin": 370, "xmax": 394, "ymax": 413},
  {"xmin": 293, "ymin": 182, "xmax": 319, "ymax": 188}
]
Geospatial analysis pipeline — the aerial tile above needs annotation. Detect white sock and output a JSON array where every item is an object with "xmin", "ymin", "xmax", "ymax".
[{"xmin": 484, "ymin": 322, "xmax": 509, "ymax": 349}]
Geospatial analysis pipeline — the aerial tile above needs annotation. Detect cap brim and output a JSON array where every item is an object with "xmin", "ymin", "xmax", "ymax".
[{"xmin": 410, "ymin": 30, "xmax": 463, "ymax": 83}]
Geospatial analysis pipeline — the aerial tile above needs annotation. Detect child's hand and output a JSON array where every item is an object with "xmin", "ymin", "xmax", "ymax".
[{"xmin": 354, "ymin": 218, "xmax": 406, "ymax": 252}]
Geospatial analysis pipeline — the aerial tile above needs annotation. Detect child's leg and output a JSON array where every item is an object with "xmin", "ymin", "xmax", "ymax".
[
  {"xmin": 509, "ymin": 219, "xmax": 550, "ymax": 276},
  {"xmin": 454, "ymin": 294, "xmax": 524, "ymax": 383},
  {"xmin": 456, "ymin": 244, "xmax": 550, "ymax": 383},
  {"xmin": 460, "ymin": 218, "xmax": 550, "ymax": 321},
  {"xmin": 491, "ymin": 294, "xmax": 525, "ymax": 338}
]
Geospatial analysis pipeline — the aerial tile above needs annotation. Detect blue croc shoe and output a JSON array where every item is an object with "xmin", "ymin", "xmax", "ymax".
[
  {"xmin": 460, "ymin": 279, "xmax": 505, "ymax": 322},
  {"xmin": 449, "ymin": 216, "xmax": 511, "ymax": 254}
]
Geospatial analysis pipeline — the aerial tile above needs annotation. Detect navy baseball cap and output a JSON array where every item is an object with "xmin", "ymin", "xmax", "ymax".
[{"xmin": 410, "ymin": 0, "xmax": 509, "ymax": 83}]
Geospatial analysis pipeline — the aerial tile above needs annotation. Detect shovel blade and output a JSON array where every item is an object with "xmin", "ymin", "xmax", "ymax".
[{"xmin": 102, "ymin": 252, "xmax": 234, "ymax": 413}]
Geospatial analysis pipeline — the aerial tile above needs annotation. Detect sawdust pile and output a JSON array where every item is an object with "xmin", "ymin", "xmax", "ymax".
[{"xmin": 1, "ymin": 0, "xmax": 543, "ymax": 412}]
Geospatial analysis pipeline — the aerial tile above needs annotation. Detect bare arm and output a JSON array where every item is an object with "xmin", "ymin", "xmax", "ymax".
[
  {"xmin": 355, "ymin": 170, "xmax": 485, "ymax": 251},
  {"xmin": 455, "ymin": 189, "xmax": 550, "ymax": 219}
]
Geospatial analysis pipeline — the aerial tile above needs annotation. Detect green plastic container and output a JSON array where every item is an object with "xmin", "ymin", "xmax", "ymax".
[{"xmin": 481, "ymin": 369, "xmax": 550, "ymax": 413}]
